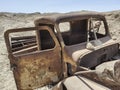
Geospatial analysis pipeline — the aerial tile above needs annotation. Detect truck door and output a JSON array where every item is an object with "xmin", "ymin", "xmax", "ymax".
[{"xmin": 4, "ymin": 26, "xmax": 63, "ymax": 90}]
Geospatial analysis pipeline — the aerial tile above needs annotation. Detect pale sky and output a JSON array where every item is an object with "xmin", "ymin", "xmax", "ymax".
[{"xmin": 0, "ymin": 0, "xmax": 120, "ymax": 13}]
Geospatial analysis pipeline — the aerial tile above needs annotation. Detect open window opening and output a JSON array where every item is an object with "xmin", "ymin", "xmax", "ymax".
[
  {"xmin": 37, "ymin": 30, "xmax": 55, "ymax": 50},
  {"xmin": 59, "ymin": 20, "xmax": 88, "ymax": 46},
  {"xmin": 9, "ymin": 28, "xmax": 56, "ymax": 55},
  {"xmin": 9, "ymin": 30, "xmax": 37, "ymax": 55},
  {"xmin": 59, "ymin": 18, "xmax": 107, "ymax": 46},
  {"xmin": 88, "ymin": 18, "xmax": 106, "ymax": 41}
]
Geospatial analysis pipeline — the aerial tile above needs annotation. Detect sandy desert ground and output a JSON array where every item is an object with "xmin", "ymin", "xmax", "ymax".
[{"xmin": 0, "ymin": 10, "xmax": 120, "ymax": 90}]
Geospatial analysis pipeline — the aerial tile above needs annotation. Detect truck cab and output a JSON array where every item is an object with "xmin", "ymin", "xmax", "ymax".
[{"xmin": 4, "ymin": 12, "xmax": 119, "ymax": 90}]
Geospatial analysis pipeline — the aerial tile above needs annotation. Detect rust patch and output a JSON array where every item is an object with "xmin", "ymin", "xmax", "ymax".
[{"xmin": 14, "ymin": 48, "xmax": 62, "ymax": 90}]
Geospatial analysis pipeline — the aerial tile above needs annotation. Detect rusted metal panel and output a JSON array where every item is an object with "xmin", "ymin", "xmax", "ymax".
[
  {"xmin": 34, "ymin": 12, "xmax": 105, "ymax": 25},
  {"xmin": 14, "ymin": 48, "xmax": 62, "ymax": 90}
]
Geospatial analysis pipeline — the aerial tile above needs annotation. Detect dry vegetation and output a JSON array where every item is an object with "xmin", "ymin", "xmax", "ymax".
[{"xmin": 0, "ymin": 10, "xmax": 120, "ymax": 90}]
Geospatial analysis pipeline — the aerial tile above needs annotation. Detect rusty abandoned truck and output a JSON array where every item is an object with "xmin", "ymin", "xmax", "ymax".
[{"xmin": 4, "ymin": 12, "xmax": 120, "ymax": 90}]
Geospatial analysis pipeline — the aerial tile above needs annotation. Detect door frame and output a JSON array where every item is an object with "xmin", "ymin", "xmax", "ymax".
[{"xmin": 4, "ymin": 26, "xmax": 63, "ymax": 89}]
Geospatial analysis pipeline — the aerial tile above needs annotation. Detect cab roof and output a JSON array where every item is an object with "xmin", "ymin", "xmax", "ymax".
[{"xmin": 34, "ymin": 11, "xmax": 105, "ymax": 25}]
